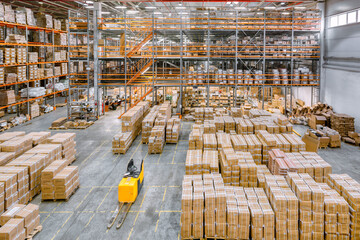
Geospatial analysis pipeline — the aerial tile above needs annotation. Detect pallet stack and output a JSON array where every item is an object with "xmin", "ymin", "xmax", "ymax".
[
  {"xmin": 203, "ymin": 134, "xmax": 217, "ymax": 150},
  {"xmin": 286, "ymin": 172, "xmax": 325, "ymax": 239},
  {"xmin": 148, "ymin": 126, "xmax": 166, "ymax": 154},
  {"xmin": 326, "ymin": 174, "xmax": 360, "ymax": 239},
  {"xmin": 330, "ymin": 113, "xmax": 355, "ymax": 137},
  {"xmin": 166, "ymin": 116, "xmax": 181, "ymax": 143},
  {"xmin": 141, "ymin": 106, "xmax": 160, "ymax": 143},
  {"xmin": 0, "ymin": 135, "xmax": 33, "ymax": 158},
  {"xmin": 268, "ymin": 149, "xmax": 297, "ymax": 176},
  {"xmin": 46, "ymin": 133, "xmax": 76, "ymax": 164},
  {"xmin": 113, "ymin": 101, "xmax": 150, "ymax": 154},
  {"xmin": 0, "ymin": 166, "xmax": 29, "ymax": 205},
  {"xmin": 264, "ymin": 175, "xmax": 299, "ymax": 239},
  {"xmin": 52, "ymin": 166, "xmax": 79, "ymax": 200},
  {"xmin": 25, "ymin": 132, "xmax": 51, "ymax": 146},
  {"xmin": 0, "ymin": 203, "xmax": 40, "ymax": 238},
  {"xmin": 41, "ymin": 160, "xmax": 68, "ymax": 200}
]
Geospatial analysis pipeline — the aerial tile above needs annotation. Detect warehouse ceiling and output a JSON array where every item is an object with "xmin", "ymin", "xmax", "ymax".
[{"xmin": 1, "ymin": 0, "xmax": 321, "ymax": 18}]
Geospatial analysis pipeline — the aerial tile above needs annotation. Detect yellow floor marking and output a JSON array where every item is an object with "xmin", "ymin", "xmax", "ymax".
[
  {"xmin": 96, "ymin": 187, "xmax": 112, "ymax": 211},
  {"xmin": 162, "ymin": 187, "xmax": 167, "ymax": 202},
  {"xmin": 81, "ymin": 140, "xmax": 107, "ymax": 166},
  {"xmin": 140, "ymin": 189, "xmax": 148, "ymax": 208},
  {"xmin": 41, "ymin": 202, "xmax": 62, "ymax": 225},
  {"xmin": 75, "ymin": 187, "xmax": 94, "ymax": 210},
  {"xmin": 127, "ymin": 228, "xmax": 134, "ymax": 240},
  {"xmin": 154, "ymin": 212, "xmax": 161, "ymax": 233},
  {"xmin": 112, "ymin": 153, "xmax": 120, "ymax": 162},
  {"xmin": 84, "ymin": 213, "xmax": 95, "ymax": 228},
  {"xmin": 293, "ymin": 129, "xmax": 301, "ymax": 137},
  {"xmin": 50, "ymin": 212, "xmax": 74, "ymax": 240},
  {"xmin": 156, "ymin": 152, "xmax": 163, "ymax": 164},
  {"xmin": 155, "ymin": 210, "xmax": 181, "ymax": 213},
  {"xmin": 178, "ymin": 233, "xmax": 180, "ymax": 240}
]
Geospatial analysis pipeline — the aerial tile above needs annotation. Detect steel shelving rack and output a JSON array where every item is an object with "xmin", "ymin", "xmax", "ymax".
[
  {"xmin": 0, "ymin": 19, "xmax": 69, "ymax": 118},
  {"xmin": 92, "ymin": 8, "xmax": 321, "ymax": 116}
]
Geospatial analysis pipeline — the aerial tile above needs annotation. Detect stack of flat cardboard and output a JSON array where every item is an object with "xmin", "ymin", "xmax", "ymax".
[
  {"xmin": 286, "ymin": 172, "xmax": 325, "ymax": 239},
  {"xmin": 264, "ymin": 175, "xmax": 299, "ymax": 239},
  {"xmin": 51, "ymin": 117, "xmax": 67, "ymax": 128},
  {"xmin": 330, "ymin": 113, "xmax": 355, "ymax": 137},
  {"xmin": 326, "ymin": 174, "xmax": 360, "ymax": 239}
]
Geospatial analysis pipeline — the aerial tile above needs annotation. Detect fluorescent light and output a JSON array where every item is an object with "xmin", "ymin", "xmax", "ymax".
[
  {"xmin": 176, "ymin": 6, "xmax": 186, "ymax": 10},
  {"xmin": 85, "ymin": 5, "xmax": 93, "ymax": 9},
  {"xmin": 179, "ymin": 12, "xmax": 188, "ymax": 15},
  {"xmin": 85, "ymin": 1, "xmax": 93, "ymax": 4},
  {"xmin": 115, "ymin": 5, "xmax": 127, "ymax": 9},
  {"xmin": 226, "ymin": 2, "xmax": 231, "ymax": 4},
  {"xmin": 234, "ymin": 7, "xmax": 246, "ymax": 10},
  {"xmin": 294, "ymin": 6, "xmax": 306, "ymax": 10},
  {"xmin": 126, "ymin": 10, "xmax": 139, "ymax": 14},
  {"xmin": 256, "ymin": 12, "xmax": 263, "ymax": 15},
  {"xmin": 154, "ymin": 12, "xmax": 162, "ymax": 15},
  {"xmin": 282, "ymin": 12, "xmax": 290, "ymax": 15},
  {"xmin": 102, "ymin": 12, "xmax": 111, "ymax": 14},
  {"xmin": 157, "ymin": 16, "xmax": 166, "ymax": 19},
  {"xmin": 145, "ymin": 6, "xmax": 156, "ymax": 9},
  {"xmin": 264, "ymin": 7, "xmax": 276, "ymax": 10}
]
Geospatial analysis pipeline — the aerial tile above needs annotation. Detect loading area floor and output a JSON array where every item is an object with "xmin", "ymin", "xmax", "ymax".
[{"xmin": 7, "ymin": 107, "xmax": 360, "ymax": 240}]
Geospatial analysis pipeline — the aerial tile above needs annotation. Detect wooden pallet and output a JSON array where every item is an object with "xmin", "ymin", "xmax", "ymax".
[
  {"xmin": 26, "ymin": 225, "xmax": 42, "ymax": 240},
  {"xmin": 49, "ymin": 126, "xmax": 68, "ymax": 130},
  {"xmin": 55, "ymin": 103, "xmax": 67, "ymax": 107}
]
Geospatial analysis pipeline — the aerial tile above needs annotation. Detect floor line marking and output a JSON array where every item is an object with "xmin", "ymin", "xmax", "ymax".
[
  {"xmin": 75, "ymin": 187, "xmax": 94, "ymax": 210},
  {"xmin": 112, "ymin": 153, "xmax": 120, "ymax": 162},
  {"xmin": 84, "ymin": 213, "xmax": 95, "ymax": 228},
  {"xmin": 154, "ymin": 212, "xmax": 161, "ymax": 233},
  {"xmin": 97, "ymin": 187, "xmax": 112, "ymax": 211},
  {"xmin": 41, "ymin": 202, "xmax": 62, "ymax": 225},
  {"xmin": 50, "ymin": 212, "xmax": 74, "ymax": 240},
  {"xmin": 140, "ymin": 188, "xmax": 148, "ymax": 208},
  {"xmin": 81, "ymin": 140, "xmax": 107, "ymax": 166},
  {"xmin": 162, "ymin": 187, "xmax": 167, "ymax": 202},
  {"xmin": 156, "ymin": 151, "xmax": 162, "ymax": 164}
]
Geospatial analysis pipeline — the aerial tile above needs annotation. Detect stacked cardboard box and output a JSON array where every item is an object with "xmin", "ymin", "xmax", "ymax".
[
  {"xmin": 318, "ymin": 182, "xmax": 350, "ymax": 239},
  {"xmin": 113, "ymin": 102, "xmax": 150, "ymax": 154},
  {"xmin": 243, "ymin": 135, "xmax": 262, "ymax": 164},
  {"xmin": 51, "ymin": 165, "xmax": 79, "ymax": 200},
  {"xmin": 53, "ymin": 19, "xmax": 61, "ymax": 30},
  {"xmin": 0, "ymin": 68, "xmax": 4, "ymax": 84},
  {"xmin": 51, "ymin": 117, "xmax": 67, "ymax": 128},
  {"xmin": 286, "ymin": 172, "xmax": 325, "ymax": 239},
  {"xmin": 230, "ymin": 134, "xmax": 247, "ymax": 152},
  {"xmin": 28, "ymin": 52, "xmax": 38, "ymax": 63},
  {"xmin": 189, "ymin": 125, "xmax": 203, "ymax": 150},
  {"xmin": 330, "ymin": 113, "xmax": 355, "ymax": 137},
  {"xmin": 348, "ymin": 131, "xmax": 360, "ymax": 145},
  {"xmin": 282, "ymin": 133, "xmax": 306, "ymax": 152},
  {"xmin": 25, "ymin": 132, "xmax": 51, "ymax": 147},
  {"xmin": 24, "ymin": 144, "xmax": 62, "ymax": 167},
  {"xmin": 237, "ymin": 152, "xmax": 257, "ymax": 187},
  {"xmin": 203, "ymin": 134, "xmax": 217, "ymax": 150},
  {"xmin": 29, "ymin": 103, "xmax": 39, "ymax": 119},
  {"xmin": 0, "ymin": 90, "xmax": 15, "ymax": 106},
  {"xmin": 204, "ymin": 108, "xmax": 214, "ymax": 120},
  {"xmin": 54, "ymin": 33, "xmax": 67, "ymax": 46},
  {"xmin": 0, "ymin": 153, "xmax": 15, "ymax": 166},
  {"xmin": 195, "ymin": 108, "xmax": 204, "ymax": 123},
  {"xmin": 0, "ymin": 203, "xmax": 40, "ymax": 237},
  {"xmin": 35, "ymin": 13, "xmax": 52, "ymax": 28},
  {"xmin": 16, "ymin": 48, "xmax": 26, "ymax": 64},
  {"xmin": 185, "ymin": 150, "xmax": 202, "ymax": 175},
  {"xmin": 46, "ymin": 133, "xmax": 76, "ymax": 164},
  {"xmin": 244, "ymin": 187, "xmax": 275, "ymax": 240},
  {"xmin": 264, "ymin": 175, "xmax": 299, "ymax": 239},
  {"xmin": 285, "ymin": 152, "xmax": 332, "ymax": 183},
  {"xmin": 230, "ymin": 107, "xmax": 242, "ymax": 117},
  {"xmin": 0, "ymin": 135, "xmax": 33, "ymax": 158},
  {"xmin": 61, "ymin": 62, "xmax": 67, "ymax": 75},
  {"xmin": 223, "ymin": 116, "xmax": 235, "ymax": 133},
  {"xmin": 326, "ymin": 174, "xmax": 360, "ymax": 239},
  {"xmin": 256, "ymin": 164, "xmax": 272, "ymax": 188},
  {"xmin": 309, "ymin": 114, "xmax": 327, "ymax": 130},
  {"xmin": 166, "ymin": 117, "xmax": 181, "ymax": 143},
  {"xmin": 234, "ymin": 118, "xmax": 253, "ymax": 134},
  {"xmin": 0, "ymin": 166, "xmax": 29, "ymax": 205},
  {"xmin": 158, "ymin": 101, "xmax": 171, "ymax": 120},
  {"xmin": 0, "ymin": 132, "xmax": 25, "ymax": 144},
  {"xmin": 28, "ymin": 65, "xmax": 38, "ymax": 80},
  {"xmin": 268, "ymin": 149, "xmax": 297, "ymax": 176},
  {"xmin": 203, "ymin": 120, "xmax": 216, "ymax": 134},
  {"xmin": 0, "ymin": 173, "xmax": 17, "ymax": 210},
  {"xmin": 141, "ymin": 106, "xmax": 160, "ymax": 143},
  {"xmin": 3, "ymin": 48, "xmax": 16, "ymax": 64},
  {"xmin": 216, "ymin": 132, "xmax": 232, "ymax": 150},
  {"xmin": 54, "ymin": 66, "xmax": 61, "ymax": 76},
  {"xmin": 214, "ymin": 116, "xmax": 224, "ymax": 132},
  {"xmin": 148, "ymin": 126, "xmax": 165, "ymax": 154}
]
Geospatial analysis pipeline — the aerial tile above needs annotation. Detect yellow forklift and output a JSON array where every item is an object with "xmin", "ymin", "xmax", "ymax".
[{"xmin": 107, "ymin": 159, "xmax": 144, "ymax": 229}]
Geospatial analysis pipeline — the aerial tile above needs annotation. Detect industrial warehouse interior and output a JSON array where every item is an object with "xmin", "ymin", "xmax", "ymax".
[{"xmin": 0, "ymin": 0, "xmax": 358, "ymax": 239}]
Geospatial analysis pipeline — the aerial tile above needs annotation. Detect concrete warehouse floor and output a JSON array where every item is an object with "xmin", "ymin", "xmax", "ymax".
[{"xmin": 5, "ymin": 106, "xmax": 360, "ymax": 240}]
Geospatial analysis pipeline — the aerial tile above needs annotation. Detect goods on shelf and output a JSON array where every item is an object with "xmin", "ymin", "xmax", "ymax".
[
  {"xmin": 264, "ymin": 175, "xmax": 299, "ymax": 239},
  {"xmin": 142, "ymin": 106, "xmax": 160, "ymax": 143},
  {"xmin": 26, "ymin": 8, "xmax": 35, "ymax": 26},
  {"xmin": 2, "ymin": 48, "xmax": 16, "ymax": 64},
  {"xmin": 0, "ymin": 203, "xmax": 40, "ymax": 237},
  {"xmin": 54, "ymin": 33, "xmax": 67, "ymax": 46},
  {"xmin": 28, "ymin": 65, "xmax": 38, "ymax": 80},
  {"xmin": 0, "ymin": 68, "xmax": 4, "ymax": 84},
  {"xmin": 113, "ymin": 101, "xmax": 150, "ymax": 154},
  {"xmin": 35, "ymin": 13, "xmax": 53, "ymax": 29},
  {"xmin": 53, "ymin": 19, "xmax": 61, "ymax": 30},
  {"xmin": 30, "ymin": 103, "xmax": 39, "ymax": 118},
  {"xmin": 286, "ymin": 173, "xmax": 325, "ymax": 239},
  {"xmin": 4, "ymin": 34, "xmax": 26, "ymax": 44},
  {"xmin": 20, "ymin": 87, "xmax": 46, "ymax": 98},
  {"xmin": 326, "ymin": 174, "xmax": 360, "ymax": 239},
  {"xmin": 166, "ymin": 116, "xmax": 181, "ymax": 143},
  {"xmin": 4, "ymin": 5, "xmax": 15, "ymax": 23},
  {"xmin": 330, "ymin": 113, "xmax": 355, "ymax": 137},
  {"xmin": 0, "ymin": 90, "xmax": 15, "ymax": 106}
]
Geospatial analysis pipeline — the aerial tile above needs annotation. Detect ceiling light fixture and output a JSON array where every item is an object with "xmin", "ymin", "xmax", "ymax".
[
  {"xmin": 294, "ymin": 6, "xmax": 306, "ymax": 10},
  {"xmin": 126, "ymin": 10, "xmax": 139, "ymax": 14},
  {"xmin": 102, "ymin": 12, "xmax": 111, "ymax": 15},
  {"xmin": 234, "ymin": 7, "xmax": 246, "ymax": 10},
  {"xmin": 115, "ymin": 6, "xmax": 127, "ymax": 9},
  {"xmin": 176, "ymin": 6, "xmax": 186, "ymax": 10},
  {"xmin": 85, "ymin": 5, "xmax": 94, "ymax": 8},
  {"xmin": 154, "ymin": 12, "xmax": 162, "ymax": 15},
  {"xmin": 145, "ymin": 6, "xmax": 156, "ymax": 9},
  {"xmin": 282, "ymin": 12, "xmax": 290, "ymax": 15},
  {"xmin": 264, "ymin": 7, "xmax": 276, "ymax": 10},
  {"xmin": 85, "ymin": 1, "xmax": 93, "ymax": 4}
]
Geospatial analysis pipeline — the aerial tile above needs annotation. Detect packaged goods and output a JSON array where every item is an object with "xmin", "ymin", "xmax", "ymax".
[
  {"xmin": 330, "ymin": 113, "xmax": 355, "ymax": 137},
  {"xmin": 0, "ymin": 90, "xmax": 15, "ymax": 106},
  {"xmin": 41, "ymin": 160, "xmax": 69, "ymax": 200},
  {"xmin": 46, "ymin": 133, "xmax": 76, "ymax": 163},
  {"xmin": 53, "ymin": 166, "xmax": 79, "ymax": 200},
  {"xmin": 24, "ymin": 132, "xmax": 51, "ymax": 146},
  {"xmin": 166, "ymin": 116, "xmax": 181, "ymax": 143},
  {"xmin": 148, "ymin": 126, "xmax": 165, "ymax": 154}
]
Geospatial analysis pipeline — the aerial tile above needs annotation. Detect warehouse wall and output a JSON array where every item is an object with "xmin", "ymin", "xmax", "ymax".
[{"xmin": 322, "ymin": 0, "xmax": 360, "ymax": 129}]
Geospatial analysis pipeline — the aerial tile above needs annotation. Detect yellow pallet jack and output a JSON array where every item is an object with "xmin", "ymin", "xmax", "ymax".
[{"xmin": 107, "ymin": 159, "xmax": 144, "ymax": 229}]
